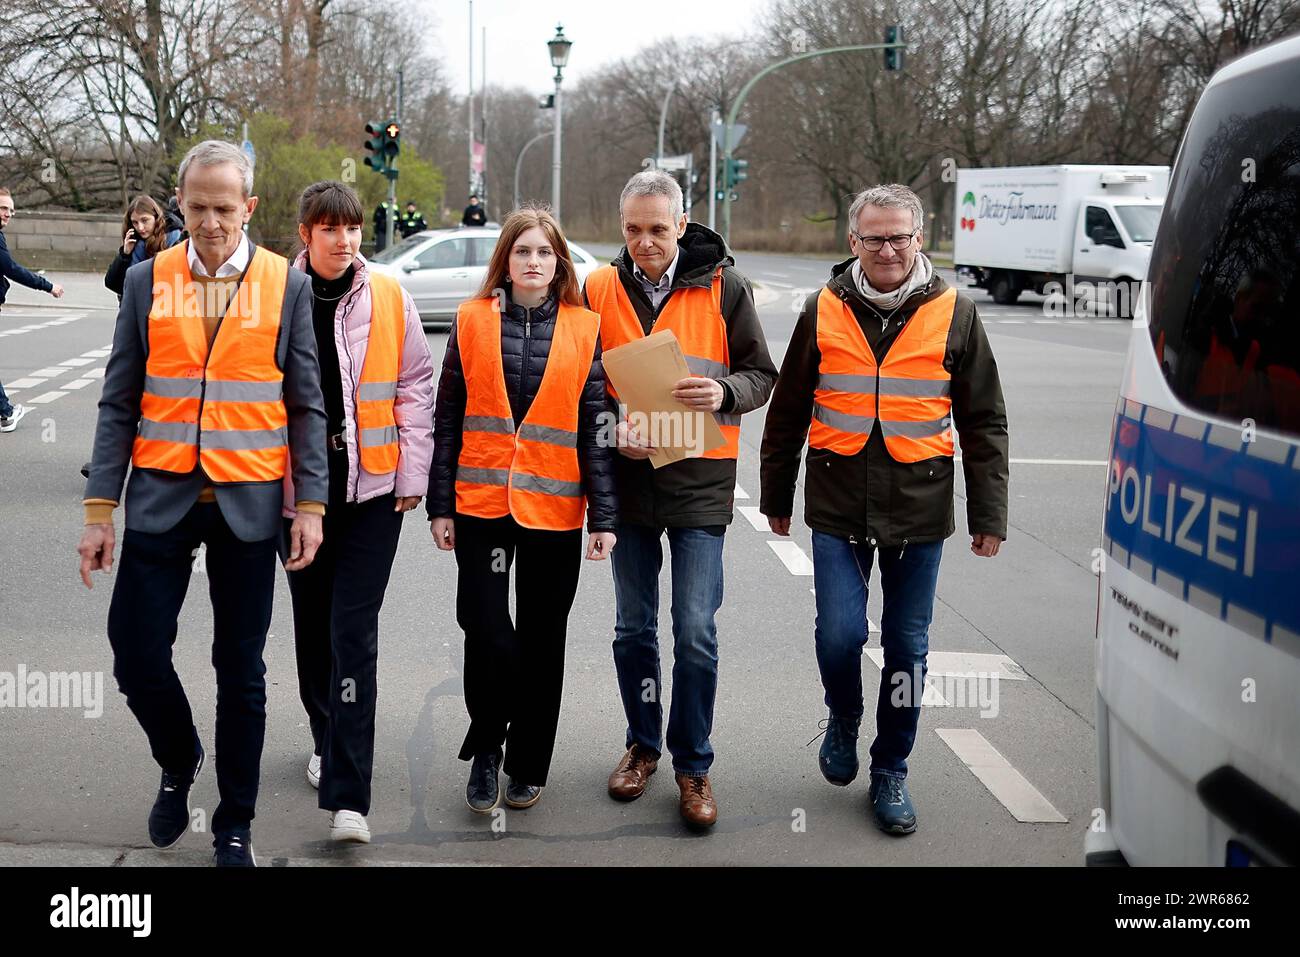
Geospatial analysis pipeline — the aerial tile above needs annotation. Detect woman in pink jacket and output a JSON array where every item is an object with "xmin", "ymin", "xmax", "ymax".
[{"xmin": 283, "ymin": 180, "xmax": 434, "ymax": 844}]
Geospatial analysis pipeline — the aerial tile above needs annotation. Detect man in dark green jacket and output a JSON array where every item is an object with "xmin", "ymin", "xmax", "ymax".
[
  {"xmin": 585, "ymin": 170, "xmax": 776, "ymax": 829},
  {"xmin": 760, "ymin": 183, "xmax": 1008, "ymax": 836}
]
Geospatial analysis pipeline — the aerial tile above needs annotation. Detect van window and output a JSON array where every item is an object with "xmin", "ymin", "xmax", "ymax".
[
  {"xmin": 1145, "ymin": 59, "xmax": 1300, "ymax": 438},
  {"xmin": 1086, "ymin": 206, "xmax": 1124, "ymax": 247},
  {"xmin": 1114, "ymin": 204, "xmax": 1161, "ymax": 243}
]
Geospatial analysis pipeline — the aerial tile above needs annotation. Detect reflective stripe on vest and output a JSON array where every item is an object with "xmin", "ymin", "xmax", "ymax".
[
  {"xmin": 584, "ymin": 264, "xmax": 740, "ymax": 459},
  {"xmin": 454, "ymin": 297, "xmax": 601, "ymax": 530},
  {"xmin": 809, "ymin": 285, "xmax": 956, "ymax": 463},
  {"xmin": 132, "ymin": 241, "xmax": 289, "ymax": 483},
  {"xmin": 355, "ymin": 272, "xmax": 406, "ymax": 475}
]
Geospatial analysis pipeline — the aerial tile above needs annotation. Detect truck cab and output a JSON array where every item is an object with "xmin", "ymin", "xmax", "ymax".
[{"xmin": 1072, "ymin": 194, "xmax": 1163, "ymax": 316}]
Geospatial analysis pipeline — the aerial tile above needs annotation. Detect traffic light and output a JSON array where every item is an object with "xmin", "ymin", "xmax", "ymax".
[
  {"xmin": 364, "ymin": 121, "xmax": 386, "ymax": 174},
  {"xmin": 724, "ymin": 158, "xmax": 749, "ymax": 189},
  {"xmin": 884, "ymin": 25, "xmax": 905, "ymax": 71},
  {"xmin": 363, "ymin": 120, "xmax": 401, "ymax": 179}
]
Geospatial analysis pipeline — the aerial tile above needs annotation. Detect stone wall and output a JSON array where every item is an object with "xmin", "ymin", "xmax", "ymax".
[{"xmin": 3, "ymin": 210, "xmax": 122, "ymax": 272}]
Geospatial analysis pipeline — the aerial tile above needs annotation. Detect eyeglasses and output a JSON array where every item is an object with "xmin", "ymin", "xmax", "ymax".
[{"xmin": 851, "ymin": 231, "xmax": 916, "ymax": 251}]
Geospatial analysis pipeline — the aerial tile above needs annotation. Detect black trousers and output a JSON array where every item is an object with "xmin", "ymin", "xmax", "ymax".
[
  {"xmin": 287, "ymin": 493, "xmax": 404, "ymax": 815},
  {"xmin": 453, "ymin": 514, "xmax": 582, "ymax": 786},
  {"xmin": 107, "ymin": 502, "xmax": 276, "ymax": 835}
]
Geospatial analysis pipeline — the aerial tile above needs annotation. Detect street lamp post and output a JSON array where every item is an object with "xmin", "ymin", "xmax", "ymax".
[{"xmin": 547, "ymin": 24, "xmax": 572, "ymax": 222}]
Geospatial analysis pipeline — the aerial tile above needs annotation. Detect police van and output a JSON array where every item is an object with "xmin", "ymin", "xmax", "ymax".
[{"xmin": 1090, "ymin": 35, "xmax": 1300, "ymax": 866}]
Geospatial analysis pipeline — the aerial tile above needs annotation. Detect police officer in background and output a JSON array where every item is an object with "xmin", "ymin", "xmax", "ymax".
[
  {"xmin": 399, "ymin": 200, "xmax": 428, "ymax": 239},
  {"xmin": 373, "ymin": 200, "xmax": 398, "ymax": 252}
]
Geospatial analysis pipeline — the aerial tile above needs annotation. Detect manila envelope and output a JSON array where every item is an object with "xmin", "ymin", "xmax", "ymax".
[{"xmin": 602, "ymin": 329, "xmax": 726, "ymax": 469}]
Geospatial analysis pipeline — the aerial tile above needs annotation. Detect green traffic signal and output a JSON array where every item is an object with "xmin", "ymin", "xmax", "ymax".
[
  {"xmin": 724, "ymin": 158, "xmax": 749, "ymax": 189},
  {"xmin": 884, "ymin": 25, "xmax": 905, "ymax": 71},
  {"xmin": 364, "ymin": 121, "xmax": 387, "ymax": 174}
]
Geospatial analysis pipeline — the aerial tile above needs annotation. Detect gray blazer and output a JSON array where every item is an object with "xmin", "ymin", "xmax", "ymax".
[{"xmin": 85, "ymin": 240, "xmax": 329, "ymax": 543}]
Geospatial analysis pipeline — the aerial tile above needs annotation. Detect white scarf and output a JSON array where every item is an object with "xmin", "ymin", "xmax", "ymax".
[{"xmin": 851, "ymin": 251, "xmax": 934, "ymax": 311}]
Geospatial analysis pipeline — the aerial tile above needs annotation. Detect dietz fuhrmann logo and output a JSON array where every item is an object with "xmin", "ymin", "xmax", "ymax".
[
  {"xmin": 49, "ymin": 887, "xmax": 151, "ymax": 937},
  {"xmin": 959, "ymin": 191, "xmax": 977, "ymax": 231}
]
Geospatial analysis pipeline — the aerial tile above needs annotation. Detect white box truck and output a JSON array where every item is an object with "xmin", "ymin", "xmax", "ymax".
[{"xmin": 953, "ymin": 165, "xmax": 1169, "ymax": 315}]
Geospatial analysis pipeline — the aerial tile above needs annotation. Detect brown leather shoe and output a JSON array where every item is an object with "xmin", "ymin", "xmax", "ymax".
[
  {"xmin": 675, "ymin": 773, "xmax": 717, "ymax": 829},
  {"xmin": 607, "ymin": 745, "xmax": 659, "ymax": 801}
]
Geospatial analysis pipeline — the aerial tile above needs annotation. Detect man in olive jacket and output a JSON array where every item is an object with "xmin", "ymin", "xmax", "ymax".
[{"xmin": 760, "ymin": 184, "xmax": 1008, "ymax": 836}]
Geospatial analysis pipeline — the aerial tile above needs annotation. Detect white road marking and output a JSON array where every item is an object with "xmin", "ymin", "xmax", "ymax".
[
  {"xmin": 59, "ymin": 357, "xmax": 94, "ymax": 367},
  {"xmin": 80, "ymin": 349, "xmax": 111, "ymax": 358},
  {"xmin": 737, "ymin": 506, "xmax": 769, "ymax": 532},
  {"xmin": 4, "ymin": 378, "xmax": 46, "ymax": 390},
  {"xmin": 994, "ymin": 319, "xmax": 1024, "ymax": 324},
  {"xmin": 0, "ymin": 313, "xmax": 86, "ymax": 337},
  {"xmin": 767, "ymin": 540, "xmax": 814, "ymax": 576},
  {"xmin": 936, "ymin": 728, "xmax": 1068, "ymax": 823},
  {"xmin": 1032, "ymin": 319, "xmax": 1060, "ymax": 324},
  {"xmin": 83, "ymin": 368, "xmax": 107, "ymax": 379},
  {"xmin": 733, "ymin": 483, "xmax": 749, "ymax": 500},
  {"xmin": 27, "ymin": 391, "xmax": 68, "ymax": 404},
  {"xmin": 30, "ymin": 368, "xmax": 67, "ymax": 378},
  {"xmin": 866, "ymin": 649, "xmax": 1027, "ymax": 681},
  {"xmin": 62, "ymin": 379, "xmax": 96, "ymax": 390}
]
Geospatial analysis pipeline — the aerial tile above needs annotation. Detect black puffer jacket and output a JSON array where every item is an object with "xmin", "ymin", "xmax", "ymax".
[{"xmin": 426, "ymin": 290, "xmax": 618, "ymax": 531}]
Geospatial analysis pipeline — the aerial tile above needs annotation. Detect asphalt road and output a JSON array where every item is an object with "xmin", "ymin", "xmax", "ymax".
[{"xmin": 0, "ymin": 248, "xmax": 1130, "ymax": 865}]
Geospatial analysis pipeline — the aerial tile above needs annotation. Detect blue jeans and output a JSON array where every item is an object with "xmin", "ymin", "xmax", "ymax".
[
  {"xmin": 611, "ymin": 524, "xmax": 725, "ymax": 776},
  {"xmin": 0, "ymin": 378, "xmax": 11, "ymax": 418},
  {"xmin": 810, "ymin": 531, "xmax": 943, "ymax": 780}
]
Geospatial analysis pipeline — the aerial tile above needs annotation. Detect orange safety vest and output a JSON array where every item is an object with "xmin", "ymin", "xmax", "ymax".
[
  {"xmin": 584, "ymin": 263, "xmax": 739, "ymax": 460},
  {"xmin": 810, "ymin": 285, "xmax": 957, "ymax": 463},
  {"xmin": 354, "ymin": 272, "xmax": 405, "ymax": 475},
  {"xmin": 454, "ymin": 296, "xmax": 601, "ymax": 530},
  {"xmin": 132, "ymin": 241, "xmax": 289, "ymax": 483}
]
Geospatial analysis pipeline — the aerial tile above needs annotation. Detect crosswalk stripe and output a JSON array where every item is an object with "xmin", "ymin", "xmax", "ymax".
[
  {"xmin": 767, "ymin": 540, "xmax": 814, "ymax": 575},
  {"xmin": 27, "ymin": 391, "xmax": 68, "ymax": 404},
  {"xmin": 736, "ymin": 506, "xmax": 768, "ymax": 532},
  {"xmin": 936, "ymin": 728, "xmax": 1067, "ymax": 823},
  {"xmin": 62, "ymin": 379, "xmax": 95, "ymax": 390},
  {"xmin": 733, "ymin": 483, "xmax": 749, "ymax": 500}
]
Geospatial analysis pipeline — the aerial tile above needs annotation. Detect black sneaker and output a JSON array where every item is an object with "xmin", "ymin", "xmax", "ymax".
[
  {"xmin": 213, "ymin": 829, "xmax": 256, "ymax": 867},
  {"xmin": 465, "ymin": 751, "xmax": 501, "ymax": 814},
  {"xmin": 148, "ymin": 745, "xmax": 204, "ymax": 848},
  {"xmin": 868, "ymin": 772, "xmax": 917, "ymax": 835},
  {"xmin": 504, "ymin": 778, "xmax": 542, "ymax": 809},
  {"xmin": 817, "ymin": 713, "xmax": 861, "ymax": 786}
]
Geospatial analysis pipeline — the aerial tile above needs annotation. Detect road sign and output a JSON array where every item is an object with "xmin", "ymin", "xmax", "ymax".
[
  {"xmin": 656, "ymin": 153, "xmax": 689, "ymax": 171},
  {"xmin": 717, "ymin": 124, "xmax": 748, "ymax": 152},
  {"xmin": 241, "ymin": 140, "xmax": 255, "ymax": 170}
]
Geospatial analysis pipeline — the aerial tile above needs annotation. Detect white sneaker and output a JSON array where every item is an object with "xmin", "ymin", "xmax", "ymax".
[
  {"xmin": 0, "ymin": 404, "xmax": 30, "ymax": 433},
  {"xmin": 306, "ymin": 753, "xmax": 321, "ymax": 790},
  {"xmin": 329, "ymin": 810, "xmax": 370, "ymax": 843}
]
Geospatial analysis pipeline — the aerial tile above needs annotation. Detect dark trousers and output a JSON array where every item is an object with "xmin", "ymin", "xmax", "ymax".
[
  {"xmin": 453, "ymin": 513, "xmax": 582, "ymax": 786},
  {"xmin": 107, "ymin": 502, "xmax": 276, "ymax": 835},
  {"xmin": 287, "ymin": 493, "xmax": 404, "ymax": 815}
]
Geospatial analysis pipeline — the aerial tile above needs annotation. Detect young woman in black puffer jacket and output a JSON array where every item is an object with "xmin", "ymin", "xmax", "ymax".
[{"xmin": 428, "ymin": 203, "xmax": 617, "ymax": 814}]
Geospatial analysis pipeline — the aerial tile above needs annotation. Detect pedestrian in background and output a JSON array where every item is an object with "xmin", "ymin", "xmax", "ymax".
[
  {"xmin": 760, "ymin": 183, "xmax": 1009, "ymax": 836},
  {"xmin": 285, "ymin": 180, "xmax": 434, "ymax": 845},
  {"xmin": 428, "ymin": 203, "xmax": 617, "ymax": 814},
  {"xmin": 104, "ymin": 194, "xmax": 182, "ymax": 300},
  {"xmin": 461, "ymin": 194, "xmax": 487, "ymax": 227},
  {"xmin": 0, "ymin": 186, "xmax": 65, "ymax": 433}
]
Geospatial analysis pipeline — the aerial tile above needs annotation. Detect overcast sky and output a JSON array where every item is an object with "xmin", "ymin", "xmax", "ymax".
[{"xmin": 428, "ymin": 0, "xmax": 771, "ymax": 94}]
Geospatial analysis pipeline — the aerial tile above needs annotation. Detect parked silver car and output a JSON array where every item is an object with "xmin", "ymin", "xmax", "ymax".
[{"xmin": 367, "ymin": 226, "xmax": 601, "ymax": 329}]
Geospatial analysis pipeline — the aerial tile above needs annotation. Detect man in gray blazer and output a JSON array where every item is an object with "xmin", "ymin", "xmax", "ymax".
[{"xmin": 77, "ymin": 140, "xmax": 329, "ymax": 867}]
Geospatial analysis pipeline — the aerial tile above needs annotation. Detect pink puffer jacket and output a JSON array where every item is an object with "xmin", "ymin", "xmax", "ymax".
[{"xmin": 283, "ymin": 250, "xmax": 434, "ymax": 515}]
